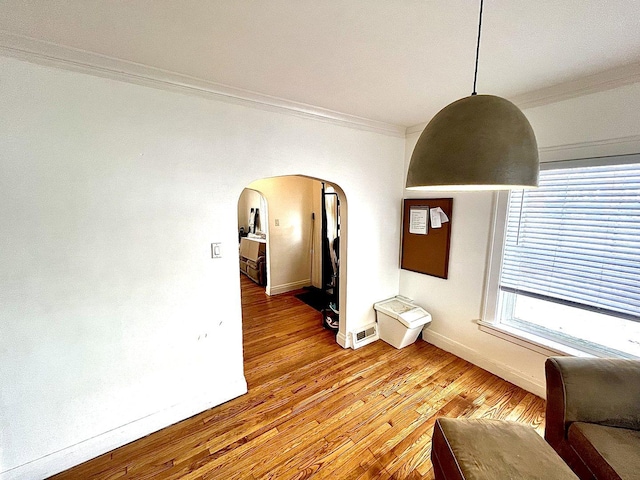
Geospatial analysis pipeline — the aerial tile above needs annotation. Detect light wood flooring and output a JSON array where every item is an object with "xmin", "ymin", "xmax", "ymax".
[{"xmin": 51, "ymin": 275, "xmax": 545, "ymax": 479}]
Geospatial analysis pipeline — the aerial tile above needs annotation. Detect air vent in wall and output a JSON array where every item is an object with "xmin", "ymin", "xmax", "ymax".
[{"xmin": 351, "ymin": 323, "xmax": 378, "ymax": 349}]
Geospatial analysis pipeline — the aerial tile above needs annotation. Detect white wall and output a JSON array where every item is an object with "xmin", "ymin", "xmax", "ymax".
[
  {"xmin": 527, "ymin": 82, "xmax": 640, "ymax": 158},
  {"xmin": 400, "ymin": 81, "xmax": 640, "ymax": 398},
  {"xmin": 8, "ymin": 45, "xmax": 637, "ymax": 479},
  {"xmin": 0, "ymin": 56, "xmax": 404, "ymax": 479},
  {"xmin": 247, "ymin": 176, "xmax": 316, "ymax": 294}
]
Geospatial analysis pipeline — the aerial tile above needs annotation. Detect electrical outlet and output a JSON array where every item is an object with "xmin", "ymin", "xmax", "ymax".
[{"xmin": 275, "ymin": 219, "xmax": 280, "ymax": 226}]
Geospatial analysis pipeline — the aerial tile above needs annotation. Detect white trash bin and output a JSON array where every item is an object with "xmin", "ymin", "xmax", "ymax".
[{"xmin": 374, "ymin": 296, "xmax": 432, "ymax": 349}]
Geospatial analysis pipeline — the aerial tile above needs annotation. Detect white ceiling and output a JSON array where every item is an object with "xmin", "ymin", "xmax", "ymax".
[{"xmin": 1, "ymin": 0, "xmax": 640, "ymax": 127}]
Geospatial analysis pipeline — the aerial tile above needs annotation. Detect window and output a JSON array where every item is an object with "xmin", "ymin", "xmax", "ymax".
[{"xmin": 483, "ymin": 156, "xmax": 640, "ymax": 358}]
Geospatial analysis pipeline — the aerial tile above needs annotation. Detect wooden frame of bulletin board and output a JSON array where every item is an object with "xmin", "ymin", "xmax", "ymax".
[{"xmin": 401, "ymin": 198, "xmax": 453, "ymax": 279}]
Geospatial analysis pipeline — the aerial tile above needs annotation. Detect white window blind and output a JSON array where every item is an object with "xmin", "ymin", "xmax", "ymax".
[{"xmin": 500, "ymin": 162, "xmax": 640, "ymax": 321}]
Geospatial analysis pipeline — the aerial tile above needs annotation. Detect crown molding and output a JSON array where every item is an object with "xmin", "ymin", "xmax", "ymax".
[
  {"xmin": 4, "ymin": 31, "xmax": 639, "ymax": 140},
  {"xmin": 510, "ymin": 61, "xmax": 640, "ymax": 110},
  {"xmin": 405, "ymin": 123, "xmax": 427, "ymax": 136},
  {"xmin": 406, "ymin": 62, "xmax": 640, "ymax": 135},
  {"xmin": 0, "ymin": 31, "xmax": 406, "ymax": 138}
]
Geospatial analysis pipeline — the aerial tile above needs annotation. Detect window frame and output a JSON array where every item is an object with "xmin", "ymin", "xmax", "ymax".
[{"xmin": 481, "ymin": 153, "xmax": 640, "ymax": 358}]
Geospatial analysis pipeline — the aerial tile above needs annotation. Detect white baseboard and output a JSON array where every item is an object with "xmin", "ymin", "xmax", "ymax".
[
  {"xmin": 1, "ymin": 377, "xmax": 248, "ymax": 480},
  {"xmin": 336, "ymin": 331, "xmax": 351, "ymax": 349},
  {"xmin": 267, "ymin": 279, "xmax": 310, "ymax": 296},
  {"xmin": 422, "ymin": 329, "xmax": 545, "ymax": 397}
]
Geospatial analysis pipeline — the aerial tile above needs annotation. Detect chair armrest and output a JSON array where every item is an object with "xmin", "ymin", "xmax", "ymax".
[{"xmin": 545, "ymin": 356, "xmax": 640, "ymax": 449}]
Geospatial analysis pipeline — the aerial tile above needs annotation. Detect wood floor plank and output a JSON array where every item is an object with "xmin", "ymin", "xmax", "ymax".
[{"xmin": 50, "ymin": 275, "xmax": 546, "ymax": 479}]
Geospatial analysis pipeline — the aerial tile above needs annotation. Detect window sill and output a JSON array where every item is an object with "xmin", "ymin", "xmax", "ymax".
[{"xmin": 476, "ymin": 320, "xmax": 593, "ymax": 358}]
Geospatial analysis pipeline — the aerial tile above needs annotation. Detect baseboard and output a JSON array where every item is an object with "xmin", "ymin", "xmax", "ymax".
[
  {"xmin": 336, "ymin": 331, "xmax": 351, "ymax": 349},
  {"xmin": 422, "ymin": 329, "xmax": 545, "ymax": 397},
  {"xmin": 1, "ymin": 377, "xmax": 248, "ymax": 480},
  {"xmin": 267, "ymin": 279, "xmax": 310, "ymax": 296}
]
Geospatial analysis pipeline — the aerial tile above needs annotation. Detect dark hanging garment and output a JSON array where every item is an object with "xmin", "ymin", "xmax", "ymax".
[{"xmin": 253, "ymin": 208, "xmax": 260, "ymax": 233}]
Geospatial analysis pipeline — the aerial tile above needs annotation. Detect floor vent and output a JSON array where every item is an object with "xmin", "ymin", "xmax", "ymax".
[{"xmin": 351, "ymin": 323, "xmax": 378, "ymax": 349}]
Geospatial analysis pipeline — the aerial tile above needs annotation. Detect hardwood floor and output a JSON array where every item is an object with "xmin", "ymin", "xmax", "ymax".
[{"xmin": 51, "ymin": 275, "xmax": 545, "ymax": 479}]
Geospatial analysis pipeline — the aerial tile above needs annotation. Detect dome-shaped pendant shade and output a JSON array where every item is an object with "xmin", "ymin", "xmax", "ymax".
[{"xmin": 406, "ymin": 94, "xmax": 539, "ymax": 190}]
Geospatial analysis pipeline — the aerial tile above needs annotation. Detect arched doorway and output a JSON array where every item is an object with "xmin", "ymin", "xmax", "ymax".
[{"xmin": 236, "ymin": 175, "xmax": 348, "ymax": 345}]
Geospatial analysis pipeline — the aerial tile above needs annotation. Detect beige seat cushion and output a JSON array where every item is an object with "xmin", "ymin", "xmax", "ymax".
[
  {"xmin": 568, "ymin": 422, "xmax": 640, "ymax": 480},
  {"xmin": 432, "ymin": 418, "xmax": 577, "ymax": 479}
]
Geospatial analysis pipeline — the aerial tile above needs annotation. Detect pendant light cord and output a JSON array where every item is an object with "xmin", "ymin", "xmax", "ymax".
[{"xmin": 472, "ymin": 0, "xmax": 484, "ymax": 95}]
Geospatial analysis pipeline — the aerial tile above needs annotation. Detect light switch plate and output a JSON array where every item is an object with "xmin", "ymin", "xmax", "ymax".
[{"xmin": 211, "ymin": 242, "xmax": 222, "ymax": 258}]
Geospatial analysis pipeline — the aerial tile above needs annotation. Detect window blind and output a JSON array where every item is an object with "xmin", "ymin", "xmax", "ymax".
[{"xmin": 500, "ymin": 162, "xmax": 640, "ymax": 321}]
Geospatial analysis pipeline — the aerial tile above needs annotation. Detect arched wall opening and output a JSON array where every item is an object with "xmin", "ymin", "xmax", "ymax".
[{"xmin": 237, "ymin": 175, "xmax": 348, "ymax": 345}]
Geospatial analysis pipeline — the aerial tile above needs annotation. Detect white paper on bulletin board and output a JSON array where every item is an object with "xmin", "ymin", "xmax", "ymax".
[
  {"xmin": 409, "ymin": 207, "xmax": 429, "ymax": 235},
  {"xmin": 430, "ymin": 207, "xmax": 450, "ymax": 229}
]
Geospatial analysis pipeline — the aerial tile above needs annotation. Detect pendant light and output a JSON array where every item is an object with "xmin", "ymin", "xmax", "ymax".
[{"xmin": 406, "ymin": 0, "xmax": 539, "ymax": 191}]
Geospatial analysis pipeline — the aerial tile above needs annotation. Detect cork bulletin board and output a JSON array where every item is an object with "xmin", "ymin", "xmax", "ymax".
[{"xmin": 401, "ymin": 198, "xmax": 453, "ymax": 279}]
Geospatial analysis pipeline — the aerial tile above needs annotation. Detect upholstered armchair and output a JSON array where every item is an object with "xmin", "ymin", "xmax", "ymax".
[{"xmin": 545, "ymin": 357, "xmax": 640, "ymax": 480}]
